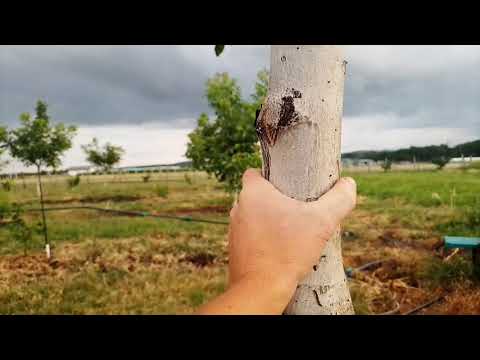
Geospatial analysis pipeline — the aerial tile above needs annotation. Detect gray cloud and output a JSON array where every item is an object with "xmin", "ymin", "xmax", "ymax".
[
  {"xmin": 1, "ymin": 45, "xmax": 479, "ymax": 141},
  {"xmin": 344, "ymin": 46, "xmax": 480, "ymax": 131}
]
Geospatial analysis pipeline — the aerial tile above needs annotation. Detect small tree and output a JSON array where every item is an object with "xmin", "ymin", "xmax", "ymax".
[
  {"xmin": 0, "ymin": 126, "xmax": 8, "ymax": 171},
  {"xmin": 432, "ymin": 156, "xmax": 450, "ymax": 170},
  {"xmin": 381, "ymin": 158, "xmax": 392, "ymax": 172},
  {"xmin": 67, "ymin": 175, "xmax": 81, "ymax": 188},
  {"xmin": 82, "ymin": 138, "xmax": 124, "ymax": 173},
  {"xmin": 186, "ymin": 70, "xmax": 267, "ymax": 193},
  {"xmin": 7, "ymin": 100, "xmax": 77, "ymax": 259},
  {"xmin": 7, "ymin": 204, "xmax": 35, "ymax": 257}
]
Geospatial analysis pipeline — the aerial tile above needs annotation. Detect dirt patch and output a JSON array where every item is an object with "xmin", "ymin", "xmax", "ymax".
[
  {"xmin": 0, "ymin": 254, "xmax": 70, "ymax": 282},
  {"xmin": 181, "ymin": 253, "xmax": 217, "ymax": 268},
  {"xmin": 378, "ymin": 229, "xmax": 437, "ymax": 251}
]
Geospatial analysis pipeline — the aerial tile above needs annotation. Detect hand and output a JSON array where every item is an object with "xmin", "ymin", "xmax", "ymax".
[
  {"xmin": 196, "ymin": 168, "xmax": 356, "ymax": 315},
  {"xmin": 228, "ymin": 169, "xmax": 357, "ymax": 289}
]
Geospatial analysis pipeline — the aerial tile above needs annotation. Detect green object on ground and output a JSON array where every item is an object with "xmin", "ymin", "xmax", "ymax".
[
  {"xmin": 444, "ymin": 236, "xmax": 480, "ymax": 279},
  {"xmin": 444, "ymin": 236, "xmax": 480, "ymax": 249}
]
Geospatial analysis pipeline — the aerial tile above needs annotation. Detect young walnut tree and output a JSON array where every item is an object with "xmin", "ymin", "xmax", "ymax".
[
  {"xmin": 8, "ymin": 100, "xmax": 77, "ymax": 259},
  {"xmin": 186, "ymin": 70, "xmax": 267, "ymax": 194},
  {"xmin": 82, "ymin": 138, "xmax": 125, "ymax": 173},
  {"xmin": 216, "ymin": 45, "xmax": 354, "ymax": 315},
  {"xmin": 0, "ymin": 127, "xmax": 8, "ymax": 170}
]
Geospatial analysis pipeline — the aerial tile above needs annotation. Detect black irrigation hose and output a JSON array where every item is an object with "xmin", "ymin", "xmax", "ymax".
[
  {"xmin": 25, "ymin": 206, "xmax": 229, "ymax": 226},
  {"xmin": 346, "ymin": 258, "xmax": 447, "ymax": 315},
  {"xmin": 402, "ymin": 295, "xmax": 445, "ymax": 315},
  {"xmin": 345, "ymin": 259, "xmax": 388, "ymax": 278}
]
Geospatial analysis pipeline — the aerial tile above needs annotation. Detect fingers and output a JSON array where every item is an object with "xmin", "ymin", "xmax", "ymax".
[{"xmin": 310, "ymin": 177, "xmax": 357, "ymax": 225}]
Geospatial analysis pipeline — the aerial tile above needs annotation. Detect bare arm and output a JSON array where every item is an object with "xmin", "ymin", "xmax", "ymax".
[{"xmin": 196, "ymin": 169, "xmax": 357, "ymax": 315}]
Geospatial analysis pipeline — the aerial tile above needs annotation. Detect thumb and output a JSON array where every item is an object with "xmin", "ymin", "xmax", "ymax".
[{"xmin": 310, "ymin": 177, "xmax": 357, "ymax": 224}]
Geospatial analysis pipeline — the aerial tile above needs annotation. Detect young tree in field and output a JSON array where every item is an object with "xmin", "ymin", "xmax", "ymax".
[
  {"xmin": 7, "ymin": 100, "xmax": 77, "ymax": 259},
  {"xmin": 0, "ymin": 126, "xmax": 7, "ymax": 150},
  {"xmin": 82, "ymin": 138, "xmax": 125, "ymax": 173},
  {"xmin": 381, "ymin": 158, "xmax": 392, "ymax": 172},
  {"xmin": 213, "ymin": 46, "xmax": 353, "ymax": 314},
  {"xmin": 186, "ymin": 70, "xmax": 267, "ymax": 193},
  {"xmin": 0, "ymin": 126, "xmax": 9, "ymax": 170},
  {"xmin": 432, "ymin": 156, "xmax": 450, "ymax": 170}
]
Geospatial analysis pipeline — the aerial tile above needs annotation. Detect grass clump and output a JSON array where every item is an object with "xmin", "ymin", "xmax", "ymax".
[
  {"xmin": 436, "ymin": 207, "xmax": 480, "ymax": 237},
  {"xmin": 419, "ymin": 256, "xmax": 474, "ymax": 288},
  {"xmin": 67, "ymin": 175, "xmax": 81, "ymax": 188},
  {"xmin": 154, "ymin": 185, "xmax": 169, "ymax": 198}
]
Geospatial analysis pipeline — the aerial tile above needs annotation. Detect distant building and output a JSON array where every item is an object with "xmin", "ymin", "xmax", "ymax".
[
  {"xmin": 341, "ymin": 158, "xmax": 376, "ymax": 168},
  {"xmin": 354, "ymin": 159, "xmax": 376, "ymax": 166},
  {"xmin": 341, "ymin": 158, "xmax": 355, "ymax": 167},
  {"xmin": 450, "ymin": 156, "xmax": 480, "ymax": 163},
  {"xmin": 66, "ymin": 166, "xmax": 96, "ymax": 176},
  {"xmin": 116, "ymin": 162, "xmax": 191, "ymax": 174}
]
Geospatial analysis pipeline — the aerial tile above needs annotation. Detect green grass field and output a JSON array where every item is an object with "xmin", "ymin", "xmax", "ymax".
[{"xmin": 0, "ymin": 168, "xmax": 479, "ymax": 314}]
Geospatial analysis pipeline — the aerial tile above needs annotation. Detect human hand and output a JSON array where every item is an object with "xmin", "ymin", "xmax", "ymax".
[{"xmin": 228, "ymin": 169, "xmax": 357, "ymax": 290}]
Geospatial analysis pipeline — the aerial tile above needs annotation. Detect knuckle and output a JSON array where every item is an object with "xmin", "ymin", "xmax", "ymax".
[
  {"xmin": 339, "ymin": 180, "xmax": 356, "ymax": 209},
  {"xmin": 242, "ymin": 168, "xmax": 255, "ymax": 183},
  {"xmin": 322, "ymin": 214, "xmax": 338, "ymax": 236}
]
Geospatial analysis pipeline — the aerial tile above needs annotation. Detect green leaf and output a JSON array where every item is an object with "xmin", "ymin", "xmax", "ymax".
[{"xmin": 215, "ymin": 45, "xmax": 225, "ymax": 57}]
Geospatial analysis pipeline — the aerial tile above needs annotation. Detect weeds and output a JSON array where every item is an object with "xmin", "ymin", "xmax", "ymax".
[
  {"xmin": 184, "ymin": 173, "xmax": 192, "ymax": 185},
  {"xmin": 436, "ymin": 207, "xmax": 480, "ymax": 236},
  {"xmin": 67, "ymin": 175, "xmax": 81, "ymax": 188},
  {"xmin": 154, "ymin": 185, "xmax": 169, "ymax": 198},
  {"xmin": 419, "ymin": 256, "xmax": 474, "ymax": 288},
  {"xmin": 1, "ymin": 181, "xmax": 12, "ymax": 192}
]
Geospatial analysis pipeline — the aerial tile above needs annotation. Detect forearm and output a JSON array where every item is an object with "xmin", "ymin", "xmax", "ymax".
[{"xmin": 195, "ymin": 272, "xmax": 297, "ymax": 315}]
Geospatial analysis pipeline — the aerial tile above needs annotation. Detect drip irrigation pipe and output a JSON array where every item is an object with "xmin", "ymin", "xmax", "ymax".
[{"xmin": 25, "ymin": 206, "xmax": 229, "ymax": 226}]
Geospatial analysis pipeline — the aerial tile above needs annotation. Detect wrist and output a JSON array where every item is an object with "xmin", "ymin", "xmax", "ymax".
[
  {"xmin": 239, "ymin": 270, "xmax": 298, "ymax": 314},
  {"xmin": 196, "ymin": 269, "xmax": 298, "ymax": 315}
]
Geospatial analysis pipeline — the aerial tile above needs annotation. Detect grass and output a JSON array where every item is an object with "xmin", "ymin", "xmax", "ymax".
[
  {"xmin": 419, "ymin": 256, "xmax": 474, "ymax": 289},
  {"xmin": 346, "ymin": 170, "xmax": 479, "ymax": 208},
  {"xmin": 0, "ymin": 169, "xmax": 479, "ymax": 314},
  {"xmin": 154, "ymin": 185, "xmax": 169, "ymax": 198}
]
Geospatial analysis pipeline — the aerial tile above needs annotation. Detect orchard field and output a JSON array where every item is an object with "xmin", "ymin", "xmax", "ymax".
[{"xmin": 0, "ymin": 168, "xmax": 479, "ymax": 314}]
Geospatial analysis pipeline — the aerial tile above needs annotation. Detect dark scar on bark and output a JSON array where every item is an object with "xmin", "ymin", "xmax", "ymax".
[
  {"xmin": 278, "ymin": 96, "xmax": 298, "ymax": 128},
  {"xmin": 313, "ymin": 289, "xmax": 322, "ymax": 306},
  {"xmin": 255, "ymin": 88, "xmax": 302, "ymax": 180},
  {"xmin": 255, "ymin": 91, "xmax": 301, "ymax": 181},
  {"xmin": 291, "ymin": 88, "xmax": 302, "ymax": 98}
]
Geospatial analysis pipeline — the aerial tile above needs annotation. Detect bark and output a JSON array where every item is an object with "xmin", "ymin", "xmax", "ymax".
[
  {"xmin": 256, "ymin": 45, "xmax": 354, "ymax": 315},
  {"xmin": 36, "ymin": 165, "xmax": 50, "ymax": 259}
]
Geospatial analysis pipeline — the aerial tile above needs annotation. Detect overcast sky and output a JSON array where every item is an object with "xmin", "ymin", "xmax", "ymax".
[{"xmin": 1, "ymin": 45, "xmax": 479, "ymax": 172}]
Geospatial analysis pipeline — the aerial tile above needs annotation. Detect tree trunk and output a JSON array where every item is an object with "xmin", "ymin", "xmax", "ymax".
[
  {"xmin": 36, "ymin": 166, "xmax": 50, "ymax": 259},
  {"xmin": 256, "ymin": 45, "xmax": 354, "ymax": 315}
]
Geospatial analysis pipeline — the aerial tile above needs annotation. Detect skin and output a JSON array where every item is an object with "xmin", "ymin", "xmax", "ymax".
[{"xmin": 195, "ymin": 168, "xmax": 357, "ymax": 315}]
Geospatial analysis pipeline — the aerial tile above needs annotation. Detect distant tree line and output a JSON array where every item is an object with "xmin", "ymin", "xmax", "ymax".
[{"xmin": 342, "ymin": 140, "xmax": 480, "ymax": 162}]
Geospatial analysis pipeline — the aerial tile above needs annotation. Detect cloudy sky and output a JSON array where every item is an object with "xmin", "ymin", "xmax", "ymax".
[{"xmin": 1, "ymin": 45, "xmax": 479, "ymax": 172}]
